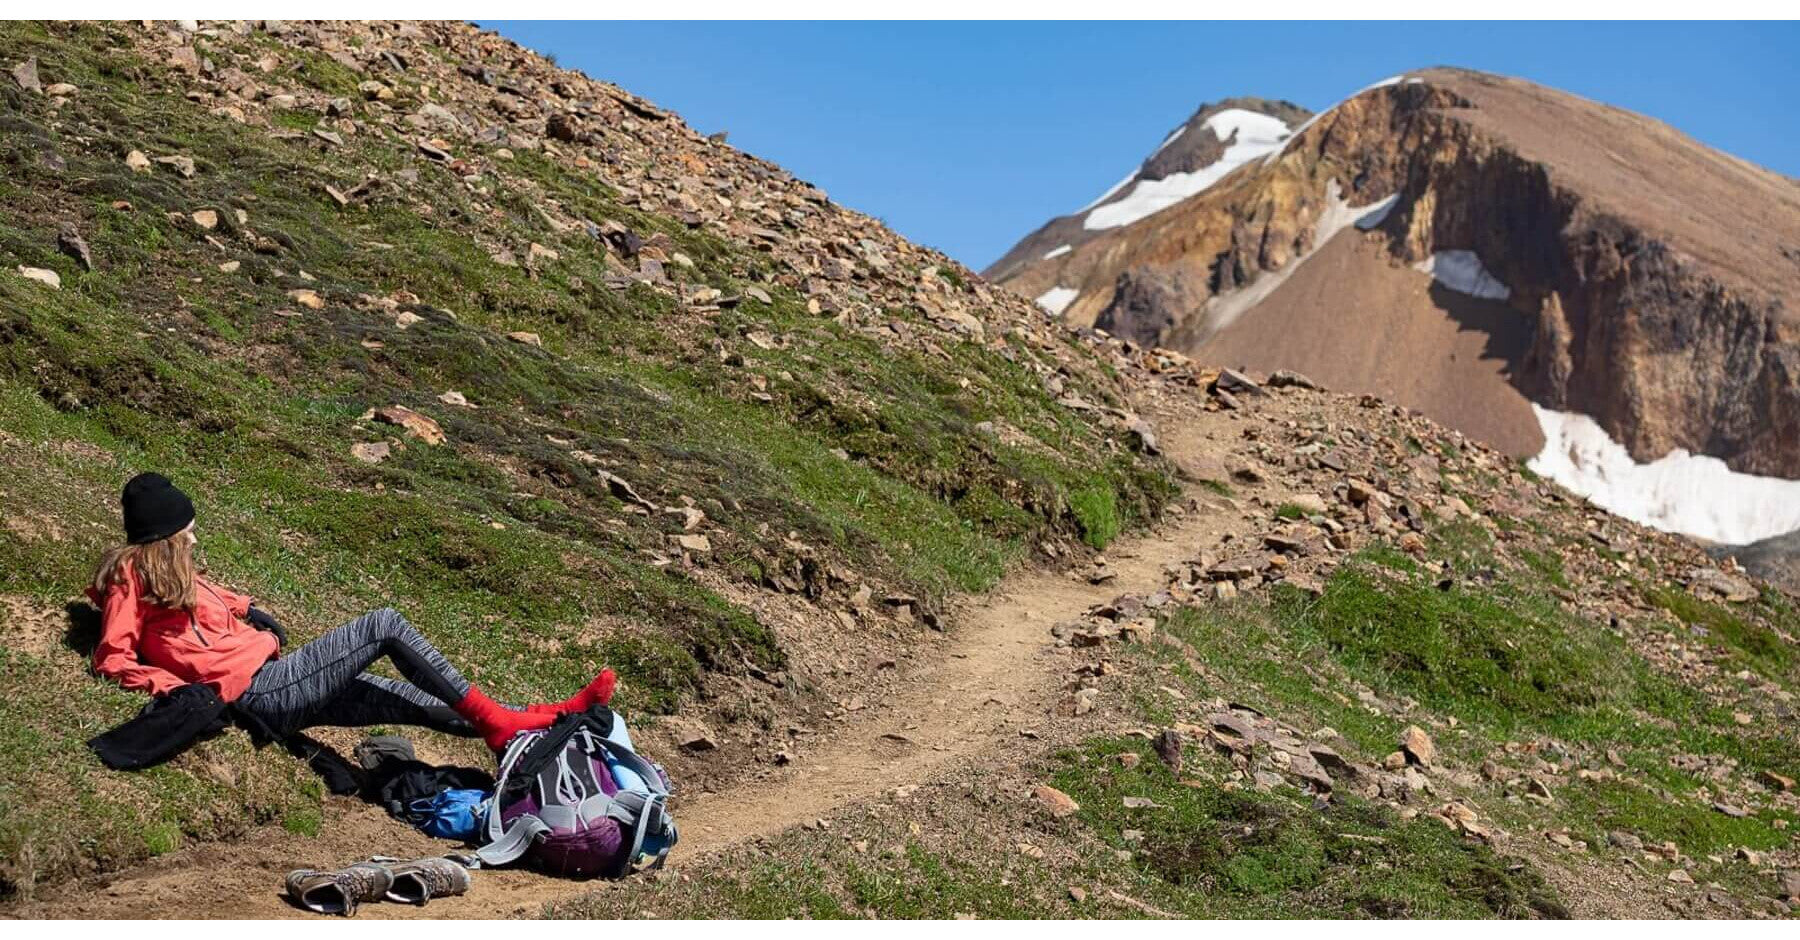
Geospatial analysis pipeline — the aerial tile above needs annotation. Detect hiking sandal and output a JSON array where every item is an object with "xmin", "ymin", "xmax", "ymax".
[
  {"xmin": 285, "ymin": 862, "xmax": 394, "ymax": 916},
  {"xmin": 380, "ymin": 856, "xmax": 472, "ymax": 905}
]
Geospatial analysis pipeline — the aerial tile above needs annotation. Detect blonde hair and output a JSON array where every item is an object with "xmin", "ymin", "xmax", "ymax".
[{"xmin": 93, "ymin": 532, "xmax": 197, "ymax": 610}]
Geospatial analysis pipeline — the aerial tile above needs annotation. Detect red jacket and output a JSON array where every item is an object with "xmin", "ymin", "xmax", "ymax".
[{"xmin": 88, "ymin": 567, "xmax": 277, "ymax": 703}]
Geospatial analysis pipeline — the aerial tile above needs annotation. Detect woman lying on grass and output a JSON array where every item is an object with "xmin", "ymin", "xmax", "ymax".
[{"xmin": 88, "ymin": 472, "xmax": 615, "ymax": 752}]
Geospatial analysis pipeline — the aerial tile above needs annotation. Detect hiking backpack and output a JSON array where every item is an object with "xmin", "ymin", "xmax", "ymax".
[{"xmin": 473, "ymin": 705, "xmax": 678, "ymax": 879}]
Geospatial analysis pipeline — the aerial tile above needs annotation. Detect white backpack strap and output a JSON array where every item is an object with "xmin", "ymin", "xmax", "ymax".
[{"xmin": 474, "ymin": 815, "xmax": 549, "ymax": 866}]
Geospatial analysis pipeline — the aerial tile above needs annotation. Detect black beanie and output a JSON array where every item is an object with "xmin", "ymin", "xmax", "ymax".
[{"xmin": 121, "ymin": 472, "xmax": 196, "ymax": 545}]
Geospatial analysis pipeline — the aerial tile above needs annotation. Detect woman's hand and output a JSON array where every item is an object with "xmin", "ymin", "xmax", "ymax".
[{"xmin": 246, "ymin": 606, "xmax": 288, "ymax": 648}]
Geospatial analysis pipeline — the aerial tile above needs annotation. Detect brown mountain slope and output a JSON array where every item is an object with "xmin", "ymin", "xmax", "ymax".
[
  {"xmin": 992, "ymin": 67, "xmax": 1800, "ymax": 481},
  {"xmin": 1173, "ymin": 228, "xmax": 1544, "ymax": 457}
]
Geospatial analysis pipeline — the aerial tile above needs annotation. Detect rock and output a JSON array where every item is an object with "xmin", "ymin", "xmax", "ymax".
[
  {"xmin": 1153, "ymin": 729, "xmax": 1183, "ymax": 773},
  {"xmin": 1206, "ymin": 555, "xmax": 1271, "ymax": 581},
  {"xmin": 125, "ymin": 150, "xmax": 151, "ymax": 173},
  {"xmin": 1608, "ymin": 830, "xmax": 1643, "ymax": 852},
  {"xmin": 415, "ymin": 103, "xmax": 464, "ymax": 132},
  {"xmin": 669, "ymin": 532, "xmax": 712, "ymax": 556},
  {"xmin": 1688, "ymin": 567, "xmax": 1758, "ymax": 603},
  {"xmin": 1308, "ymin": 745, "xmax": 1356, "ymax": 778},
  {"xmin": 1398, "ymin": 532, "xmax": 1427, "ymax": 554},
  {"xmin": 371, "ymin": 405, "xmax": 445, "ymax": 445},
  {"xmin": 1780, "ymin": 870, "xmax": 1800, "ymax": 901},
  {"xmin": 1068, "ymin": 886, "xmax": 1087, "ymax": 903},
  {"xmin": 191, "ymin": 209, "xmax": 220, "ymax": 230},
  {"xmin": 1346, "ymin": 479, "xmax": 1381, "ymax": 505},
  {"xmin": 1213, "ymin": 368, "xmax": 1266, "ymax": 396},
  {"xmin": 12, "ymin": 57, "xmax": 41, "ymax": 93},
  {"xmin": 596, "ymin": 469, "xmax": 658, "ymax": 511},
  {"xmin": 1208, "ymin": 711, "xmax": 1258, "ymax": 741},
  {"xmin": 438, "ymin": 390, "xmax": 471, "ymax": 407},
  {"xmin": 1286, "ymin": 493, "xmax": 1329, "ymax": 514},
  {"xmin": 57, "ymin": 224, "xmax": 93, "ymax": 271},
  {"xmin": 15, "ymin": 266, "xmax": 60, "ymax": 290},
  {"xmin": 546, "ymin": 111, "xmax": 587, "ymax": 143},
  {"xmin": 1267, "ymin": 369, "xmax": 1320, "ymax": 390},
  {"xmin": 671, "ymin": 505, "xmax": 711, "ymax": 533},
  {"xmin": 1759, "ymin": 770, "xmax": 1796, "ymax": 792},
  {"xmin": 1252, "ymin": 770, "xmax": 1286, "ymax": 792},
  {"xmin": 1400, "ymin": 725, "xmax": 1435, "ymax": 767},
  {"xmin": 669, "ymin": 718, "xmax": 718, "ymax": 752},
  {"xmin": 508, "ymin": 331, "xmax": 543, "ymax": 347},
  {"xmin": 1127, "ymin": 418, "xmax": 1160, "ymax": 455},
  {"xmin": 1229, "ymin": 461, "xmax": 1265, "ymax": 484},
  {"xmin": 153, "ymin": 155, "xmax": 196, "ymax": 178},
  {"xmin": 1668, "ymin": 869, "xmax": 1694, "ymax": 885},
  {"xmin": 1264, "ymin": 532, "xmax": 1311, "ymax": 555},
  {"xmin": 1713, "ymin": 802, "xmax": 1750, "ymax": 819},
  {"xmin": 287, "ymin": 289, "xmax": 323, "ymax": 309},
  {"xmin": 1121, "ymin": 796, "xmax": 1163, "ymax": 810},
  {"xmin": 1034, "ymin": 785, "xmax": 1080, "ymax": 818},
  {"xmin": 350, "ymin": 441, "xmax": 390, "ymax": 464}
]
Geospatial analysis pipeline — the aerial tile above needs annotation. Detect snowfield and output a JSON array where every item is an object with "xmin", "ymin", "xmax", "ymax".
[
  {"xmin": 1042, "ymin": 244, "xmax": 1072, "ymax": 260},
  {"xmin": 1036, "ymin": 286, "xmax": 1079, "ymax": 317},
  {"xmin": 1528, "ymin": 404, "xmax": 1800, "ymax": 546},
  {"xmin": 1084, "ymin": 109, "xmax": 1293, "ymax": 231},
  {"xmin": 1414, "ymin": 250, "xmax": 1511, "ymax": 301}
]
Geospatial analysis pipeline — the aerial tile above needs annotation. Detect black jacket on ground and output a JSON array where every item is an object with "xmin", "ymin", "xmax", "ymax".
[{"xmin": 86, "ymin": 682, "xmax": 229, "ymax": 770}]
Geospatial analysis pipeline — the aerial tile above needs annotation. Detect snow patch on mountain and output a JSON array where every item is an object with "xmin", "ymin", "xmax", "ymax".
[
  {"xmin": 1042, "ymin": 244, "xmax": 1072, "ymax": 260},
  {"xmin": 1084, "ymin": 109, "xmax": 1293, "ymax": 231},
  {"xmin": 1414, "ymin": 250, "xmax": 1511, "ymax": 301},
  {"xmin": 1529, "ymin": 405, "xmax": 1800, "ymax": 545},
  {"xmin": 1036, "ymin": 286, "xmax": 1079, "ymax": 316}
]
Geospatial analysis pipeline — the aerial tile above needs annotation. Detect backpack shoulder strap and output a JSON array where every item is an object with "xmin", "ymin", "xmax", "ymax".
[
  {"xmin": 475, "ymin": 732, "xmax": 546, "ymax": 866},
  {"xmin": 593, "ymin": 736, "xmax": 671, "ymax": 797}
]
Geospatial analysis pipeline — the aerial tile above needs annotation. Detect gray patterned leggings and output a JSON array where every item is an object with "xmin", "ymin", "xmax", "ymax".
[{"xmin": 236, "ymin": 607, "xmax": 512, "ymax": 737}]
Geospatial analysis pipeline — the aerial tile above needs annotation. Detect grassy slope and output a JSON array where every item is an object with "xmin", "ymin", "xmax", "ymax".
[{"xmin": 0, "ymin": 22, "xmax": 1170, "ymax": 897}]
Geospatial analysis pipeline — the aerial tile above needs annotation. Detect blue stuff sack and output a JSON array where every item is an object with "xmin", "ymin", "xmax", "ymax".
[{"xmin": 406, "ymin": 787, "xmax": 489, "ymax": 843}]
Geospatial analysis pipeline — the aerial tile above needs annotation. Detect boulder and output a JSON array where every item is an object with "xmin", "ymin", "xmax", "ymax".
[
  {"xmin": 1034, "ymin": 785, "xmax": 1080, "ymax": 818},
  {"xmin": 1400, "ymin": 725, "xmax": 1435, "ymax": 767}
]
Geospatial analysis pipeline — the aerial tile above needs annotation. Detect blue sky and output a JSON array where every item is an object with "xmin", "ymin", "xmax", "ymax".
[{"xmin": 488, "ymin": 21, "xmax": 1800, "ymax": 270}]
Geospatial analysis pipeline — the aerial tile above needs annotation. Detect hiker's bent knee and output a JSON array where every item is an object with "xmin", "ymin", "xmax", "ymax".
[{"xmin": 369, "ymin": 607, "xmax": 412, "ymax": 637}]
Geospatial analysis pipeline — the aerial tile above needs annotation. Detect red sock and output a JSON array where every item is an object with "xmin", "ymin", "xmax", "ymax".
[
  {"xmin": 454, "ymin": 686, "xmax": 556, "ymax": 751},
  {"xmin": 523, "ymin": 668, "xmax": 617, "ymax": 716}
]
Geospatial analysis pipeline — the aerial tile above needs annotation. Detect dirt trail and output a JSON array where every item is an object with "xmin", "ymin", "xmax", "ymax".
[{"xmin": 14, "ymin": 412, "xmax": 1239, "ymax": 920}]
